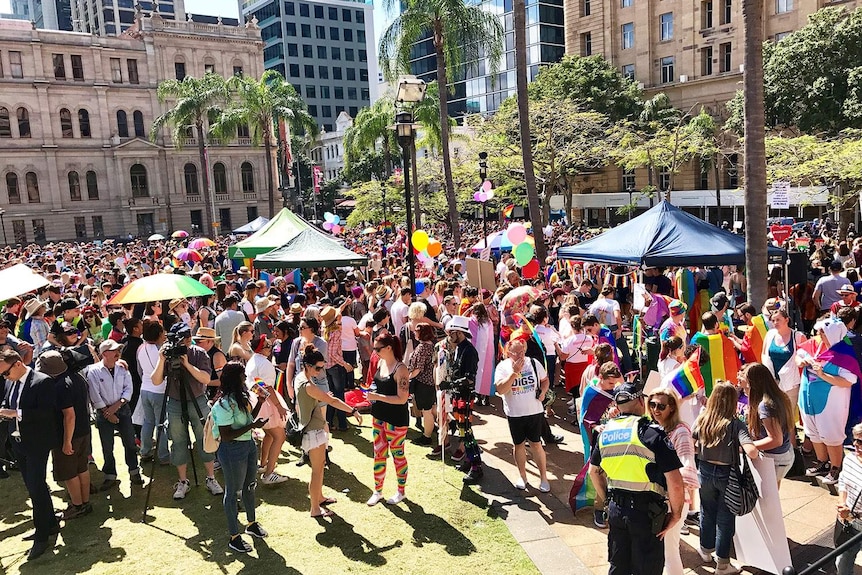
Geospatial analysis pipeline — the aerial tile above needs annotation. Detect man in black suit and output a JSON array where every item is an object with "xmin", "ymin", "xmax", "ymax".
[{"xmin": 0, "ymin": 348, "xmax": 60, "ymax": 560}]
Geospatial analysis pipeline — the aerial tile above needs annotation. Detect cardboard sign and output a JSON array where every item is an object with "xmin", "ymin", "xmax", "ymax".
[
  {"xmin": 465, "ymin": 257, "xmax": 496, "ymax": 293},
  {"xmin": 770, "ymin": 225, "xmax": 793, "ymax": 246}
]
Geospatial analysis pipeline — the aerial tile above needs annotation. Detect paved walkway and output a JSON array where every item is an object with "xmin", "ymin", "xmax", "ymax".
[{"xmin": 467, "ymin": 394, "xmax": 850, "ymax": 575}]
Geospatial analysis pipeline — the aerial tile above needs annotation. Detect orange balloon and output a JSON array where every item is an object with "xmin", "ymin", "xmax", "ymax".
[{"xmin": 427, "ymin": 239, "xmax": 442, "ymax": 258}]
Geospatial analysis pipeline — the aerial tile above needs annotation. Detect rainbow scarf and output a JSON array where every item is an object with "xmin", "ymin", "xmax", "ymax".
[
  {"xmin": 690, "ymin": 331, "xmax": 740, "ymax": 395},
  {"xmin": 569, "ymin": 382, "xmax": 614, "ymax": 513},
  {"xmin": 741, "ymin": 314, "xmax": 770, "ymax": 364},
  {"xmin": 666, "ymin": 348, "xmax": 705, "ymax": 398}
]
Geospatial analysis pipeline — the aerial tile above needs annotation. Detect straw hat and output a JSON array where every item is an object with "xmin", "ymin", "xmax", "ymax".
[
  {"xmin": 193, "ymin": 327, "xmax": 220, "ymax": 342},
  {"xmin": 320, "ymin": 305, "xmax": 338, "ymax": 327},
  {"xmin": 24, "ymin": 298, "xmax": 47, "ymax": 318}
]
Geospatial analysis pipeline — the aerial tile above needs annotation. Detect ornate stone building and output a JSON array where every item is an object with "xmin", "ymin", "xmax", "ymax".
[{"xmin": 0, "ymin": 12, "xmax": 270, "ymax": 243}]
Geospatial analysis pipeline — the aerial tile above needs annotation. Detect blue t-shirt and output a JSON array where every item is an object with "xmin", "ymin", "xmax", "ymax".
[
  {"xmin": 757, "ymin": 401, "xmax": 791, "ymax": 455},
  {"xmin": 767, "ymin": 335, "xmax": 794, "ymax": 377},
  {"xmin": 210, "ymin": 395, "xmax": 253, "ymax": 441}
]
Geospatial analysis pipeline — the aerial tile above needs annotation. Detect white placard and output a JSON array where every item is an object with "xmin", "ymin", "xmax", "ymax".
[
  {"xmin": 633, "ymin": 282, "xmax": 647, "ymax": 311},
  {"xmin": 771, "ymin": 181, "xmax": 791, "ymax": 210},
  {"xmin": 734, "ymin": 221, "xmax": 743, "ymax": 230},
  {"xmin": 643, "ymin": 370, "xmax": 661, "ymax": 395}
]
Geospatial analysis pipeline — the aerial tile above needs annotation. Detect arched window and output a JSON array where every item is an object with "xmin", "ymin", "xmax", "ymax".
[
  {"xmin": 86, "ymin": 170, "xmax": 98, "ymax": 200},
  {"xmin": 213, "ymin": 162, "xmax": 227, "ymax": 194},
  {"xmin": 68, "ymin": 171, "xmax": 81, "ymax": 201},
  {"xmin": 117, "ymin": 110, "xmax": 129, "ymax": 138},
  {"xmin": 0, "ymin": 108, "xmax": 11, "ymax": 138},
  {"xmin": 60, "ymin": 108, "xmax": 73, "ymax": 138},
  {"xmin": 25, "ymin": 171, "xmax": 40, "ymax": 202},
  {"xmin": 17, "ymin": 108, "xmax": 30, "ymax": 138},
  {"xmin": 78, "ymin": 109, "xmax": 91, "ymax": 138},
  {"xmin": 184, "ymin": 163, "xmax": 199, "ymax": 195},
  {"xmin": 6, "ymin": 173, "xmax": 20, "ymax": 204},
  {"xmin": 130, "ymin": 164, "xmax": 148, "ymax": 197},
  {"xmin": 240, "ymin": 162, "xmax": 255, "ymax": 192},
  {"xmin": 133, "ymin": 110, "xmax": 145, "ymax": 138}
]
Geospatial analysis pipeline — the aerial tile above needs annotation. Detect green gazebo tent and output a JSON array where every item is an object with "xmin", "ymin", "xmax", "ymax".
[
  {"xmin": 227, "ymin": 208, "xmax": 311, "ymax": 261},
  {"xmin": 255, "ymin": 227, "xmax": 368, "ymax": 269}
]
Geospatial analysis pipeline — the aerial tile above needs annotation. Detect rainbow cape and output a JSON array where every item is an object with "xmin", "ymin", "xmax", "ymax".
[
  {"xmin": 799, "ymin": 335, "xmax": 862, "ymax": 438},
  {"xmin": 666, "ymin": 348, "xmax": 705, "ymax": 398},
  {"xmin": 569, "ymin": 382, "xmax": 614, "ymax": 513},
  {"xmin": 689, "ymin": 289, "xmax": 710, "ymax": 337},
  {"xmin": 690, "ymin": 331, "xmax": 740, "ymax": 394},
  {"xmin": 741, "ymin": 314, "xmax": 770, "ymax": 364},
  {"xmin": 599, "ymin": 325, "xmax": 620, "ymax": 367}
]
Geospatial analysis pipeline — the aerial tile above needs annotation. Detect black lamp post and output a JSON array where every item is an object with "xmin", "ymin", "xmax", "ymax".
[
  {"xmin": 0, "ymin": 209, "xmax": 6, "ymax": 245},
  {"xmin": 479, "ymin": 152, "xmax": 488, "ymax": 248}
]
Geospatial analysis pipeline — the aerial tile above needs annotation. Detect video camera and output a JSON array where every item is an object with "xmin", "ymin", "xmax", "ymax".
[
  {"xmin": 438, "ymin": 376, "xmax": 474, "ymax": 397},
  {"xmin": 163, "ymin": 323, "xmax": 191, "ymax": 366}
]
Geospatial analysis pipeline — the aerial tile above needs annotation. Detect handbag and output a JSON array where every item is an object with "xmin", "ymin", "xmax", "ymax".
[
  {"xmin": 724, "ymin": 434, "xmax": 759, "ymax": 516},
  {"xmin": 202, "ymin": 410, "xmax": 220, "ymax": 454},
  {"xmin": 285, "ymin": 401, "xmax": 308, "ymax": 448},
  {"xmin": 834, "ymin": 490, "xmax": 862, "ymax": 547}
]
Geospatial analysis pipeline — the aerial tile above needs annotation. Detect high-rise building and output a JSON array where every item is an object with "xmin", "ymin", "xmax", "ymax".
[
  {"xmin": 408, "ymin": 0, "xmax": 566, "ymax": 117},
  {"xmin": 241, "ymin": 0, "xmax": 378, "ymax": 132},
  {"xmin": 11, "ymin": 0, "xmax": 73, "ymax": 30},
  {"xmin": 71, "ymin": 0, "xmax": 185, "ymax": 35}
]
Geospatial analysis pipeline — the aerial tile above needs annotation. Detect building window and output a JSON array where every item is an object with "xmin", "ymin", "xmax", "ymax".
[
  {"xmin": 233, "ymin": 65, "xmax": 243, "ymax": 77},
  {"xmin": 658, "ymin": 167, "xmax": 671, "ymax": 191},
  {"xmin": 332, "ymin": 47, "xmax": 341, "ymax": 60},
  {"xmin": 776, "ymin": 0, "xmax": 792, "ymax": 13},
  {"xmin": 6, "ymin": 173, "xmax": 20, "ymax": 204},
  {"xmin": 361, "ymin": 88, "xmax": 370, "ymax": 100},
  {"xmin": 701, "ymin": 46, "xmax": 713, "ymax": 75},
  {"xmin": 110, "ymin": 58, "xmax": 122, "ymax": 82},
  {"xmin": 71, "ymin": 55, "xmax": 84, "ymax": 81},
  {"xmin": 621, "ymin": 0, "xmax": 632, "ymax": 6},
  {"xmin": 175, "ymin": 61, "xmax": 186, "ymax": 80},
  {"xmin": 328, "ymin": 6, "xmax": 337, "ymax": 19},
  {"xmin": 12, "ymin": 220, "xmax": 26, "ymax": 243},
  {"xmin": 17, "ymin": 108, "xmax": 30, "ymax": 138},
  {"xmin": 299, "ymin": 3, "xmax": 308, "ymax": 16},
  {"xmin": 356, "ymin": 9, "xmax": 364, "ymax": 22},
  {"xmin": 698, "ymin": 160, "xmax": 710, "ymax": 189},
  {"xmin": 347, "ymin": 87, "xmax": 357, "ymax": 99},
  {"xmin": 702, "ymin": 0, "xmax": 713, "ymax": 28},
  {"xmin": 25, "ymin": 172, "xmax": 40, "ymax": 202},
  {"xmin": 288, "ymin": 43, "xmax": 298, "ymax": 57},
  {"xmin": 247, "ymin": 206, "xmax": 258, "ymax": 221},
  {"xmin": 315, "ymin": 25, "xmax": 325, "ymax": 39},
  {"xmin": 184, "ymin": 163, "xmax": 199, "ymax": 195},
  {"xmin": 53, "ymin": 54, "xmax": 65, "ymax": 79},
  {"xmin": 9, "ymin": 51, "xmax": 22, "ymax": 78},
  {"xmin": 117, "ymin": 110, "xmax": 129, "ymax": 138},
  {"xmin": 130, "ymin": 164, "xmax": 148, "ymax": 197},
  {"xmin": 660, "ymin": 13, "xmax": 673, "ymax": 40},
  {"xmin": 320, "ymin": 66, "xmax": 329, "ymax": 79},
  {"xmin": 92, "ymin": 215, "xmax": 103, "ymax": 237},
  {"xmin": 359, "ymin": 49, "xmax": 367, "ymax": 62},
  {"xmin": 622, "ymin": 64, "xmax": 635, "ymax": 79},
  {"xmin": 219, "ymin": 208, "xmax": 232, "ymax": 232},
  {"xmin": 720, "ymin": 42, "xmax": 732, "ymax": 72},
  {"xmin": 133, "ymin": 110, "xmax": 145, "ymax": 138},
  {"xmin": 127, "ymin": 59, "xmax": 139, "ymax": 84},
  {"xmin": 334, "ymin": 86, "xmax": 343, "ymax": 99},
  {"xmin": 621, "ymin": 22, "xmax": 634, "ymax": 49},
  {"xmin": 313, "ymin": 4, "xmax": 323, "ymax": 17},
  {"xmin": 317, "ymin": 45, "xmax": 327, "ymax": 59},
  {"xmin": 86, "ymin": 170, "xmax": 98, "ymax": 199},
  {"xmin": 357, "ymin": 30, "xmax": 365, "ymax": 42},
  {"xmin": 0, "ymin": 107, "xmax": 10, "ymax": 138},
  {"xmin": 345, "ymin": 48, "xmax": 354, "ymax": 61},
  {"xmin": 301, "ymin": 23, "xmax": 311, "ymax": 37},
  {"xmin": 289, "ymin": 64, "xmax": 300, "ymax": 77},
  {"xmin": 347, "ymin": 68, "xmax": 356, "ymax": 81},
  {"xmin": 721, "ymin": 0, "xmax": 732, "ymax": 24},
  {"xmin": 237, "ymin": 124, "xmax": 250, "ymax": 138},
  {"xmin": 60, "ymin": 108, "xmax": 73, "ymax": 138},
  {"xmin": 285, "ymin": 2, "xmax": 295, "ymax": 15},
  {"xmin": 306, "ymin": 85, "xmax": 316, "ymax": 98},
  {"xmin": 333, "ymin": 67, "xmax": 342, "ymax": 80},
  {"xmin": 241, "ymin": 162, "xmax": 255, "ymax": 192},
  {"xmin": 726, "ymin": 153, "xmax": 738, "ymax": 187},
  {"xmin": 304, "ymin": 65, "xmax": 314, "ymax": 78},
  {"xmin": 660, "ymin": 57, "xmax": 675, "ymax": 83},
  {"xmin": 359, "ymin": 68, "xmax": 367, "ymax": 81},
  {"xmin": 582, "ymin": 0, "xmax": 590, "ymax": 16},
  {"xmin": 78, "ymin": 109, "xmax": 91, "ymax": 138},
  {"xmin": 286, "ymin": 22, "xmax": 296, "ymax": 35},
  {"xmin": 32, "ymin": 219, "xmax": 45, "ymax": 242},
  {"xmin": 304, "ymin": 44, "xmax": 314, "ymax": 58},
  {"xmin": 622, "ymin": 169, "xmax": 636, "ymax": 191},
  {"xmin": 69, "ymin": 171, "xmax": 82, "ymax": 201},
  {"xmin": 190, "ymin": 210, "xmax": 203, "ymax": 233},
  {"xmin": 322, "ymin": 105, "xmax": 331, "ymax": 117},
  {"xmin": 344, "ymin": 29, "xmax": 353, "ymax": 41},
  {"xmin": 205, "ymin": 62, "xmax": 215, "ymax": 74},
  {"xmin": 213, "ymin": 162, "xmax": 227, "ymax": 193},
  {"xmin": 775, "ymin": 31, "xmax": 791, "ymax": 41},
  {"xmin": 581, "ymin": 32, "xmax": 592, "ymax": 56},
  {"xmin": 342, "ymin": 8, "xmax": 351, "ymax": 21},
  {"xmin": 330, "ymin": 27, "xmax": 339, "ymax": 40}
]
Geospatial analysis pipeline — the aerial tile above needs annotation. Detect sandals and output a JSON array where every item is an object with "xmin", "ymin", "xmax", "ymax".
[
  {"xmin": 311, "ymin": 509, "xmax": 334, "ymax": 518},
  {"xmin": 321, "ymin": 497, "xmax": 337, "ymax": 506}
]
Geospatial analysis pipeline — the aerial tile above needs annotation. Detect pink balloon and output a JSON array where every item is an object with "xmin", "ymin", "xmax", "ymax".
[
  {"xmin": 507, "ymin": 223, "xmax": 527, "ymax": 245},
  {"xmin": 332, "ymin": 224, "xmax": 342, "ymax": 234},
  {"xmin": 482, "ymin": 180, "xmax": 493, "ymax": 192},
  {"xmin": 473, "ymin": 192, "xmax": 483, "ymax": 202},
  {"xmin": 323, "ymin": 221, "xmax": 333, "ymax": 231}
]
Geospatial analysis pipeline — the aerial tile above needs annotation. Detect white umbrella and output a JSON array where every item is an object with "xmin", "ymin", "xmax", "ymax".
[
  {"xmin": 147, "ymin": 234, "xmax": 166, "ymax": 241},
  {"xmin": 0, "ymin": 264, "xmax": 49, "ymax": 302}
]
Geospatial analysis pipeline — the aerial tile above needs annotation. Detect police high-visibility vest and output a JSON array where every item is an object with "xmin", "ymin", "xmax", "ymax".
[{"xmin": 597, "ymin": 415, "xmax": 666, "ymax": 497}]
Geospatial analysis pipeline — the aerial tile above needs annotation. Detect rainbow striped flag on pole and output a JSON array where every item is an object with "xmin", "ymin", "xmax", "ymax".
[
  {"xmin": 503, "ymin": 204, "xmax": 515, "ymax": 219},
  {"xmin": 666, "ymin": 347, "xmax": 705, "ymax": 398},
  {"xmin": 690, "ymin": 332, "xmax": 740, "ymax": 395}
]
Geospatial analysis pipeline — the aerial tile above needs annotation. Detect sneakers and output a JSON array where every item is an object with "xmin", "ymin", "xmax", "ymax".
[
  {"xmin": 463, "ymin": 467, "xmax": 484, "ymax": 484},
  {"xmin": 680, "ymin": 522, "xmax": 690, "ymax": 535},
  {"xmin": 367, "ymin": 491, "xmax": 384, "ymax": 506},
  {"xmin": 538, "ymin": 481, "xmax": 551, "ymax": 493},
  {"xmin": 715, "ymin": 561, "xmax": 740, "ymax": 575},
  {"xmin": 386, "ymin": 491, "xmax": 406, "ymax": 505},
  {"xmin": 513, "ymin": 477, "xmax": 528, "ymax": 490},
  {"xmin": 823, "ymin": 466, "xmax": 842, "ymax": 485},
  {"xmin": 451, "ymin": 449, "xmax": 465, "ymax": 462},
  {"xmin": 130, "ymin": 473, "xmax": 144, "ymax": 486},
  {"xmin": 806, "ymin": 460, "xmax": 830, "ymax": 477},
  {"xmin": 173, "ymin": 479, "xmax": 191, "ymax": 500},
  {"xmin": 697, "ymin": 546, "xmax": 714, "ymax": 563},
  {"xmin": 206, "ymin": 476, "xmax": 224, "ymax": 495},
  {"xmin": 245, "ymin": 522, "xmax": 268, "ymax": 538},
  {"xmin": 213, "ymin": 460, "xmax": 221, "ymax": 471},
  {"xmin": 594, "ymin": 509, "xmax": 607, "ymax": 528},
  {"xmin": 415, "ymin": 435, "xmax": 433, "ymax": 446},
  {"xmin": 260, "ymin": 472, "xmax": 289, "ymax": 485},
  {"xmin": 58, "ymin": 503, "xmax": 85, "ymax": 521},
  {"xmin": 228, "ymin": 534, "xmax": 253, "ymax": 553}
]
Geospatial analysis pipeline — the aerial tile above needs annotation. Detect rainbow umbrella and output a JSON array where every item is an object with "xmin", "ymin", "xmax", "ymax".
[
  {"xmin": 189, "ymin": 238, "xmax": 216, "ymax": 249},
  {"xmin": 108, "ymin": 274, "xmax": 213, "ymax": 305},
  {"xmin": 173, "ymin": 248, "xmax": 203, "ymax": 262},
  {"xmin": 171, "ymin": 230, "xmax": 189, "ymax": 238},
  {"xmin": 500, "ymin": 285, "xmax": 541, "ymax": 315}
]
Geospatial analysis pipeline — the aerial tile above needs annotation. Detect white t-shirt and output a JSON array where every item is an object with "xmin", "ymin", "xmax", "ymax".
[
  {"xmin": 390, "ymin": 299, "xmax": 409, "ymax": 336},
  {"xmin": 340, "ymin": 315, "xmax": 358, "ymax": 352},
  {"xmin": 495, "ymin": 357, "xmax": 547, "ymax": 418},
  {"xmin": 589, "ymin": 298, "xmax": 620, "ymax": 327},
  {"xmin": 558, "ymin": 333, "xmax": 595, "ymax": 364},
  {"xmin": 137, "ymin": 342, "xmax": 165, "ymax": 394},
  {"xmin": 534, "ymin": 325, "xmax": 560, "ymax": 356}
]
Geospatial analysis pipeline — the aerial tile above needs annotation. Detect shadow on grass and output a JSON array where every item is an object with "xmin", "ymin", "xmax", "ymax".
[
  {"xmin": 18, "ymin": 525, "xmax": 126, "ymax": 574},
  {"xmin": 315, "ymin": 513, "xmax": 402, "ymax": 566},
  {"xmin": 388, "ymin": 499, "xmax": 478, "ymax": 556}
]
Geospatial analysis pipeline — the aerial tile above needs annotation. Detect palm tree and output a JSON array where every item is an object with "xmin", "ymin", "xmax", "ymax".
[
  {"xmin": 513, "ymin": 0, "xmax": 546, "ymax": 263},
  {"xmin": 379, "ymin": 0, "xmax": 504, "ymax": 246},
  {"xmin": 344, "ymin": 96, "xmax": 399, "ymax": 177},
  {"xmin": 213, "ymin": 70, "xmax": 316, "ymax": 219},
  {"xmin": 742, "ymin": 0, "xmax": 768, "ymax": 307},
  {"xmin": 151, "ymin": 73, "xmax": 228, "ymax": 237}
]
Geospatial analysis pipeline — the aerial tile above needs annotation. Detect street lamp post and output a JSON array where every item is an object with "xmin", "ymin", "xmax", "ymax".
[
  {"xmin": 0, "ymin": 209, "xmax": 6, "ymax": 245},
  {"xmin": 394, "ymin": 75, "xmax": 427, "ymax": 301},
  {"xmin": 478, "ymin": 152, "xmax": 488, "ymax": 248}
]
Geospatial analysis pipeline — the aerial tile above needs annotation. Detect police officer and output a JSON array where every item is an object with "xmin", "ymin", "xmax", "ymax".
[{"xmin": 589, "ymin": 381, "xmax": 684, "ymax": 575}]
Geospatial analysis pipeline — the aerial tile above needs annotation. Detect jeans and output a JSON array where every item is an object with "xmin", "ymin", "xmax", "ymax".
[
  {"xmin": 139, "ymin": 390, "xmax": 169, "ymax": 462},
  {"xmin": 699, "ymin": 461, "xmax": 736, "ymax": 560},
  {"xmin": 166, "ymin": 395, "xmax": 215, "ymax": 466},
  {"xmin": 327, "ymin": 365, "xmax": 348, "ymax": 429},
  {"xmin": 217, "ymin": 440, "xmax": 258, "ymax": 536},
  {"xmin": 95, "ymin": 404, "xmax": 139, "ymax": 479},
  {"xmin": 836, "ymin": 521, "xmax": 862, "ymax": 575}
]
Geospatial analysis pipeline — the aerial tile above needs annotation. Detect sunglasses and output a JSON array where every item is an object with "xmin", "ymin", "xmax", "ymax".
[
  {"xmin": 0, "ymin": 361, "xmax": 17, "ymax": 379},
  {"xmin": 648, "ymin": 401, "xmax": 668, "ymax": 412}
]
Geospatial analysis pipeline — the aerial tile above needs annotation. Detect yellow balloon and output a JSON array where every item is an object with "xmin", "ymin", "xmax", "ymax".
[{"xmin": 412, "ymin": 230, "xmax": 429, "ymax": 252}]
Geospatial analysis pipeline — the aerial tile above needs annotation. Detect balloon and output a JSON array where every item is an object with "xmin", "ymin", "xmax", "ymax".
[
  {"xmin": 332, "ymin": 214, "xmax": 340, "ymax": 225},
  {"xmin": 415, "ymin": 281, "xmax": 426, "ymax": 295},
  {"xmin": 482, "ymin": 180, "xmax": 493, "ymax": 192},
  {"xmin": 543, "ymin": 225, "xmax": 553, "ymax": 237},
  {"xmin": 523, "ymin": 258, "xmax": 540, "ymax": 279},
  {"xmin": 332, "ymin": 224, "xmax": 342, "ymax": 234},
  {"xmin": 474, "ymin": 192, "xmax": 483, "ymax": 202},
  {"xmin": 322, "ymin": 221, "xmax": 333, "ymax": 231},
  {"xmin": 424, "ymin": 259, "xmax": 435, "ymax": 270},
  {"xmin": 486, "ymin": 190, "xmax": 494, "ymax": 200},
  {"xmin": 427, "ymin": 239, "xmax": 442, "ymax": 257},
  {"xmin": 412, "ymin": 230, "xmax": 429, "ymax": 252},
  {"xmin": 323, "ymin": 211, "xmax": 336, "ymax": 223},
  {"xmin": 506, "ymin": 223, "xmax": 527, "ymax": 245},
  {"xmin": 514, "ymin": 242, "xmax": 534, "ymax": 266}
]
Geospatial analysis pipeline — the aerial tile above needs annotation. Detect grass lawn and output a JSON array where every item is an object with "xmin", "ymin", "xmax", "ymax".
[{"xmin": 0, "ymin": 422, "xmax": 539, "ymax": 575}]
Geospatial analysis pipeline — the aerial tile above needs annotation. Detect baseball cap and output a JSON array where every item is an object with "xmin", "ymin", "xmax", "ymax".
[
  {"xmin": 99, "ymin": 339, "xmax": 123, "ymax": 354},
  {"xmin": 710, "ymin": 292, "xmax": 730, "ymax": 310},
  {"xmin": 37, "ymin": 350, "xmax": 68, "ymax": 378}
]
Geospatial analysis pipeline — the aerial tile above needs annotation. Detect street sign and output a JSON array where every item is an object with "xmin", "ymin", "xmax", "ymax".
[{"xmin": 770, "ymin": 181, "xmax": 790, "ymax": 210}]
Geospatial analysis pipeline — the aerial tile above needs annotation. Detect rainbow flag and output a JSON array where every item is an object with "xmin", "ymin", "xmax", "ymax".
[
  {"xmin": 569, "ymin": 383, "xmax": 614, "ymax": 513},
  {"xmin": 503, "ymin": 204, "xmax": 515, "ymax": 219},
  {"xmin": 741, "ymin": 314, "xmax": 770, "ymax": 364},
  {"xmin": 689, "ymin": 289, "xmax": 711, "ymax": 337},
  {"xmin": 274, "ymin": 370, "xmax": 286, "ymax": 397},
  {"xmin": 690, "ymin": 331, "xmax": 740, "ymax": 394},
  {"xmin": 675, "ymin": 268, "xmax": 696, "ymax": 307},
  {"xmin": 632, "ymin": 315, "xmax": 643, "ymax": 358},
  {"xmin": 666, "ymin": 348, "xmax": 705, "ymax": 398}
]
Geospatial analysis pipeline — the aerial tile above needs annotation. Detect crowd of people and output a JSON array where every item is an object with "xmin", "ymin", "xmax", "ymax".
[{"xmin": 1, "ymin": 215, "xmax": 862, "ymax": 574}]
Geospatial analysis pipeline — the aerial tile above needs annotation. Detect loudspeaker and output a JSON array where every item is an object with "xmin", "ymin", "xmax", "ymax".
[{"xmin": 787, "ymin": 252, "xmax": 808, "ymax": 287}]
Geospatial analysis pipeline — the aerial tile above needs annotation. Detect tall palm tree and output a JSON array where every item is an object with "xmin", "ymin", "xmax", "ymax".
[
  {"xmin": 513, "ymin": 0, "xmax": 546, "ymax": 263},
  {"xmin": 379, "ymin": 0, "xmax": 504, "ymax": 246},
  {"xmin": 742, "ymin": 0, "xmax": 768, "ymax": 307},
  {"xmin": 151, "ymin": 73, "xmax": 228, "ymax": 237},
  {"xmin": 213, "ymin": 70, "xmax": 316, "ymax": 219},
  {"xmin": 344, "ymin": 95, "xmax": 399, "ymax": 177}
]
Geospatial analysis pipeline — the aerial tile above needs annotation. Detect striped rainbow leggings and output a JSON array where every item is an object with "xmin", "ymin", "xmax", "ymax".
[{"xmin": 372, "ymin": 418, "xmax": 408, "ymax": 493}]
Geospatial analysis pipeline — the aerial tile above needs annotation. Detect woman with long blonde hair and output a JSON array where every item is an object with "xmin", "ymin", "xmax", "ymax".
[{"xmin": 229, "ymin": 321, "xmax": 254, "ymax": 362}]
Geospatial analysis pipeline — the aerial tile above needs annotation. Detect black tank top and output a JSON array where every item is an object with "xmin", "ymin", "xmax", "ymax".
[{"xmin": 370, "ymin": 361, "xmax": 409, "ymax": 427}]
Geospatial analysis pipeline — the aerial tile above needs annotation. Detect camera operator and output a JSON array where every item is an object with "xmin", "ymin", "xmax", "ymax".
[{"xmin": 150, "ymin": 323, "xmax": 223, "ymax": 500}]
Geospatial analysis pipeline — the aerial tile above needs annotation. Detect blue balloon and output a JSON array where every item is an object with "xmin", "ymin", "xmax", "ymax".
[{"xmin": 415, "ymin": 281, "xmax": 426, "ymax": 295}]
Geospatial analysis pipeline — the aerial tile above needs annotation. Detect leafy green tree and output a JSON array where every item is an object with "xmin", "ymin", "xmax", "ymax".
[
  {"xmin": 151, "ymin": 73, "xmax": 229, "ymax": 237},
  {"xmin": 344, "ymin": 96, "xmax": 399, "ymax": 178},
  {"xmin": 378, "ymin": 0, "xmax": 504, "ymax": 245},
  {"xmin": 344, "ymin": 177, "xmax": 406, "ymax": 227},
  {"xmin": 342, "ymin": 150, "xmax": 394, "ymax": 184},
  {"xmin": 212, "ymin": 70, "xmax": 316, "ymax": 219}
]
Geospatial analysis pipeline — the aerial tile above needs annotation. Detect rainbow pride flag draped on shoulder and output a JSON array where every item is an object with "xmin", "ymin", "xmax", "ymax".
[
  {"xmin": 569, "ymin": 382, "xmax": 615, "ymax": 514},
  {"xmin": 666, "ymin": 348, "xmax": 705, "ymax": 398},
  {"xmin": 799, "ymin": 334, "xmax": 862, "ymax": 437},
  {"xmin": 690, "ymin": 331, "xmax": 741, "ymax": 395},
  {"xmin": 741, "ymin": 314, "xmax": 770, "ymax": 364},
  {"xmin": 599, "ymin": 325, "xmax": 620, "ymax": 367}
]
